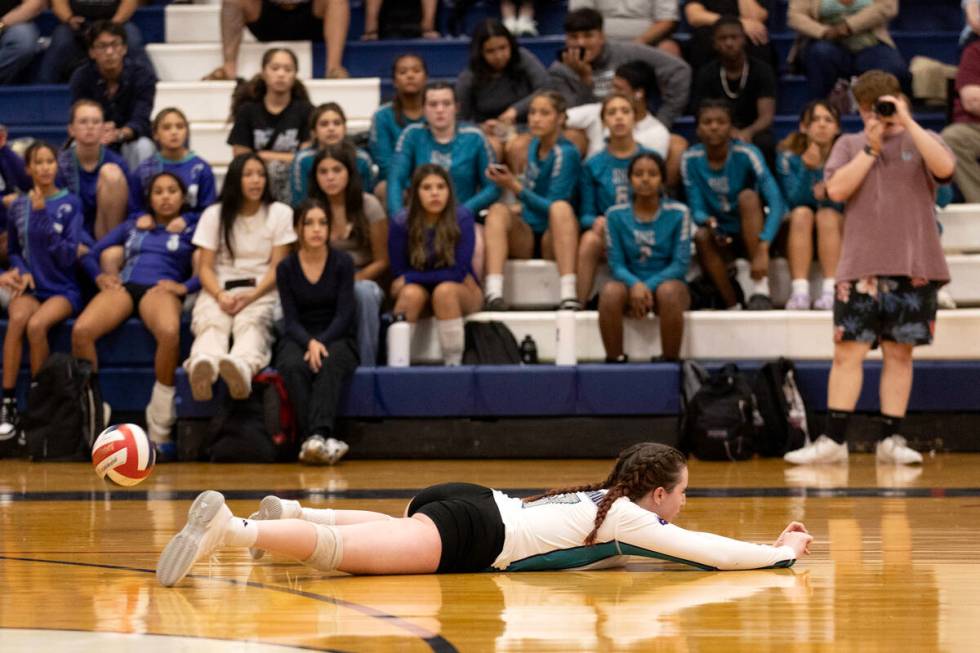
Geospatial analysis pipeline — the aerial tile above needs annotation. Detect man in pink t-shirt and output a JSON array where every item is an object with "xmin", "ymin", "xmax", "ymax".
[
  {"xmin": 784, "ymin": 70, "xmax": 955, "ymax": 467},
  {"xmin": 941, "ymin": 40, "xmax": 980, "ymax": 201}
]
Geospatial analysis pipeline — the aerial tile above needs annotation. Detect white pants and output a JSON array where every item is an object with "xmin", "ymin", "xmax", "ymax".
[{"xmin": 184, "ymin": 290, "xmax": 277, "ymax": 378}]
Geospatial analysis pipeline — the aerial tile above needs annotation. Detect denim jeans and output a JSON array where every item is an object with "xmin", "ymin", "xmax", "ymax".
[
  {"xmin": 803, "ymin": 40, "xmax": 910, "ymax": 100},
  {"xmin": 0, "ymin": 22, "xmax": 39, "ymax": 84},
  {"xmin": 354, "ymin": 279, "xmax": 384, "ymax": 366}
]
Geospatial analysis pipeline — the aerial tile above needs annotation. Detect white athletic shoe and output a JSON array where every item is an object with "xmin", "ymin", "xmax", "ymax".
[
  {"xmin": 783, "ymin": 463, "xmax": 849, "ymax": 488},
  {"xmin": 157, "ymin": 490, "xmax": 232, "ymax": 587},
  {"xmin": 218, "ymin": 355, "xmax": 253, "ymax": 400},
  {"xmin": 247, "ymin": 495, "xmax": 303, "ymax": 560},
  {"xmin": 299, "ymin": 435, "xmax": 349, "ymax": 466},
  {"xmin": 515, "ymin": 14, "xmax": 539, "ymax": 36},
  {"xmin": 876, "ymin": 435, "xmax": 923, "ymax": 465},
  {"xmin": 189, "ymin": 357, "xmax": 216, "ymax": 402},
  {"xmin": 783, "ymin": 435, "xmax": 849, "ymax": 465}
]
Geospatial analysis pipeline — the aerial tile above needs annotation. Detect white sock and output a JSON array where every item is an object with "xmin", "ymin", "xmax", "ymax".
[
  {"xmin": 436, "ymin": 318, "xmax": 465, "ymax": 366},
  {"xmin": 727, "ymin": 303, "xmax": 743, "ymax": 311},
  {"xmin": 484, "ymin": 274, "xmax": 504, "ymax": 299},
  {"xmin": 559, "ymin": 274, "xmax": 577, "ymax": 301},
  {"xmin": 791, "ymin": 279, "xmax": 809, "ymax": 296},
  {"xmin": 822, "ymin": 277, "xmax": 836, "ymax": 294},
  {"xmin": 753, "ymin": 277, "xmax": 770, "ymax": 297},
  {"xmin": 223, "ymin": 516, "xmax": 259, "ymax": 547},
  {"xmin": 146, "ymin": 382, "xmax": 177, "ymax": 443},
  {"xmin": 301, "ymin": 507, "xmax": 337, "ymax": 525}
]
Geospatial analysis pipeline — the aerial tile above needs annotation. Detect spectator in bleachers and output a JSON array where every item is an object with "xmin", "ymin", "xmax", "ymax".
[
  {"xmin": 0, "ymin": 126, "xmax": 30, "ymax": 258},
  {"xmin": 569, "ymin": 0, "xmax": 681, "ymax": 57},
  {"xmin": 788, "ymin": 0, "xmax": 909, "ymax": 101},
  {"xmin": 683, "ymin": 99, "xmax": 786, "ymax": 310},
  {"xmin": 483, "ymin": 91, "xmax": 582, "ymax": 311},
  {"xmin": 388, "ymin": 164, "xmax": 481, "ymax": 366},
  {"xmin": 577, "ymin": 93, "xmax": 654, "ymax": 306},
  {"xmin": 38, "ymin": 0, "xmax": 147, "ymax": 84},
  {"xmin": 784, "ymin": 70, "xmax": 955, "ymax": 466},
  {"xmin": 455, "ymin": 19, "xmax": 548, "ymax": 165},
  {"xmin": 684, "ymin": 0, "xmax": 774, "ymax": 73},
  {"xmin": 72, "ymin": 172, "xmax": 199, "ymax": 461},
  {"xmin": 289, "ymin": 102, "xmax": 376, "ymax": 206},
  {"xmin": 184, "ymin": 152, "xmax": 296, "ymax": 402},
  {"xmin": 228, "ymin": 48, "xmax": 313, "ymax": 205},
  {"xmin": 693, "ymin": 16, "xmax": 776, "ymax": 166},
  {"xmin": 369, "ymin": 54, "xmax": 426, "ymax": 199},
  {"xmin": 307, "ymin": 144, "xmax": 388, "ymax": 366},
  {"xmin": 0, "ymin": 143, "xmax": 87, "ymax": 437},
  {"xmin": 387, "ymin": 82, "xmax": 500, "ymax": 217},
  {"xmin": 941, "ymin": 39, "xmax": 980, "ymax": 202},
  {"xmin": 566, "ymin": 60, "xmax": 686, "ymax": 190},
  {"xmin": 777, "ymin": 100, "xmax": 844, "ymax": 310},
  {"xmin": 68, "ymin": 21, "xmax": 157, "ymax": 172},
  {"xmin": 57, "ymin": 99, "xmax": 130, "ymax": 240},
  {"xmin": 502, "ymin": 0, "xmax": 540, "ymax": 37},
  {"xmin": 0, "ymin": 0, "xmax": 41, "ymax": 84},
  {"xmin": 129, "ymin": 108, "xmax": 217, "ymax": 225},
  {"xmin": 363, "ymin": 0, "xmax": 439, "ymax": 40},
  {"xmin": 549, "ymin": 7, "xmax": 691, "ymax": 129},
  {"xmin": 600, "ymin": 152, "xmax": 690, "ymax": 361},
  {"xmin": 207, "ymin": 0, "xmax": 350, "ymax": 80},
  {"xmin": 275, "ymin": 199, "xmax": 358, "ymax": 465}
]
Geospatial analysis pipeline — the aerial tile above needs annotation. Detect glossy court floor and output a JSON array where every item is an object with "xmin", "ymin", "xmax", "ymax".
[{"xmin": 1, "ymin": 454, "xmax": 979, "ymax": 652}]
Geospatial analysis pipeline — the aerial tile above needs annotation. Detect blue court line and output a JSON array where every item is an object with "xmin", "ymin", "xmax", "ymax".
[
  {"xmin": 1, "ymin": 487, "xmax": 978, "ymax": 502},
  {"xmin": 0, "ymin": 556, "xmax": 458, "ymax": 653}
]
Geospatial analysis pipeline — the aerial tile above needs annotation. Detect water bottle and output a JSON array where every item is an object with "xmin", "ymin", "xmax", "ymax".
[
  {"xmin": 387, "ymin": 315, "xmax": 411, "ymax": 367},
  {"xmin": 554, "ymin": 310, "xmax": 577, "ymax": 366},
  {"xmin": 520, "ymin": 335, "xmax": 538, "ymax": 364}
]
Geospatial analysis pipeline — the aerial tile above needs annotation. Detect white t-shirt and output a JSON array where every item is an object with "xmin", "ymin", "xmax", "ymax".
[
  {"xmin": 193, "ymin": 201, "xmax": 297, "ymax": 282},
  {"xmin": 490, "ymin": 490, "xmax": 796, "ymax": 572},
  {"xmin": 566, "ymin": 102, "xmax": 671, "ymax": 159}
]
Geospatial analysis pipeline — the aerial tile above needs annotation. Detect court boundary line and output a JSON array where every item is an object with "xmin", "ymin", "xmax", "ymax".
[{"xmin": 0, "ymin": 556, "xmax": 458, "ymax": 653}]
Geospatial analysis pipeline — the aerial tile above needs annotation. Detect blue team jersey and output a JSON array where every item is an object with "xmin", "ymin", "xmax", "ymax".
[
  {"xmin": 680, "ymin": 140, "xmax": 787, "ymax": 243},
  {"xmin": 56, "ymin": 145, "xmax": 130, "ymax": 239},
  {"xmin": 369, "ymin": 102, "xmax": 425, "ymax": 180},
  {"xmin": 579, "ymin": 145, "xmax": 652, "ymax": 229},
  {"xmin": 289, "ymin": 145, "xmax": 377, "ymax": 206},
  {"xmin": 520, "ymin": 136, "xmax": 582, "ymax": 234},
  {"xmin": 81, "ymin": 217, "xmax": 200, "ymax": 294},
  {"xmin": 387, "ymin": 123, "xmax": 500, "ymax": 216},
  {"xmin": 7, "ymin": 189, "xmax": 85, "ymax": 310},
  {"xmin": 775, "ymin": 150, "xmax": 843, "ymax": 213},
  {"xmin": 605, "ymin": 199, "xmax": 692, "ymax": 292},
  {"xmin": 128, "ymin": 151, "xmax": 216, "ymax": 222}
]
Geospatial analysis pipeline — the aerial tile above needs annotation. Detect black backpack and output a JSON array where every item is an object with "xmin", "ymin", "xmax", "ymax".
[
  {"xmin": 206, "ymin": 371, "xmax": 298, "ymax": 463},
  {"xmin": 21, "ymin": 353, "xmax": 105, "ymax": 461},
  {"xmin": 463, "ymin": 321, "xmax": 522, "ymax": 365},
  {"xmin": 680, "ymin": 362, "xmax": 758, "ymax": 461},
  {"xmin": 752, "ymin": 358, "xmax": 810, "ymax": 457}
]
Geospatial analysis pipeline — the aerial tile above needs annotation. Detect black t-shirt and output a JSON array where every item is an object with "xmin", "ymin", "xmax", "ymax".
[
  {"xmin": 69, "ymin": 0, "xmax": 120, "ymax": 20},
  {"xmin": 227, "ymin": 98, "xmax": 313, "ymax": 152},
  {"xmin": 693, "ymin": 56, "xmax": 776, "ymax": 128}
]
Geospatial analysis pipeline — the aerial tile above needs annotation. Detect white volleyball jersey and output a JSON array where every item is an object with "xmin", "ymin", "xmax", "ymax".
[{"xmin": 489, "ymin": 490, "xmax": 796, "ymax": 572}]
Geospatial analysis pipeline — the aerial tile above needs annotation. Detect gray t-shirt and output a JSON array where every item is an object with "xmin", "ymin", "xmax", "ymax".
[
  {"xmin": 330, "ymin": 192, "xmax": 386, "ymax": 270},
  {"xmin": 825, "ymin": 130, "xmax": 951, "ymax": 282},
  {"xmin": 568, "ymin": 0, "xmax": 680, "ymax": 41},
  {"xmin": 456, "ymin": 47, "xmax": 549, "ymax": 123}
]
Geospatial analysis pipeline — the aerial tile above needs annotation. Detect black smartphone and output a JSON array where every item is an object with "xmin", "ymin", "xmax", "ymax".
[{"xmin": 555, "ymin": 47, "xmax": 586, "ymax": 62}]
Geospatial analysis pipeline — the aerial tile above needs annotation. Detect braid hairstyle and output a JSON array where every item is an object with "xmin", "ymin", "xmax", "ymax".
[{"xmin": 522, "ymin": 442, "xmax": 687, "ymax": 546}]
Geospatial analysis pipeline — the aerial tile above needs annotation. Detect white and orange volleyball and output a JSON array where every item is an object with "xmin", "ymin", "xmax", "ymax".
[{"xmin": 91, "ymin": 424, "xmax": 156, "ymax": 486}]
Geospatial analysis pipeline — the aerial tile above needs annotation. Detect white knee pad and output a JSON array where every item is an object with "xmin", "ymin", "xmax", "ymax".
[{"xmin": 303, "ymin": 524, "xmax": 344, "ymax": 572}]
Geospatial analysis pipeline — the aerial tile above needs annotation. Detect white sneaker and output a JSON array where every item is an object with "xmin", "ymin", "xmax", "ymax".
[
  {"xmin": 218, "ymin": 356, "xmax": 252, "ymax": 400},
  {"xmin": 145, "ymin": 384, "xmax": 177, "ymax": 443},
  {"xmin": 189, "ymin": 357, "xmax": 216, "ymax": 402},
  {"xmin": 247, "ymin": 495, "xmax": 303, "ymax": 560},
  {"xmin": 784, "ymin": 435, "xmax": 849, "ymax": 465},
  {"xmin": 299, "ymin": 435, "xmax": 349, "ymax": 465},
  {"xmin": 515, "ymin": 14, "xmax": 538, "ymax": 36},
  {"xmin": 157, "ymin": 490, "xmax": 232, "ymax": 587},
  {"xmin": 876, "ymin": 435, "xmax": 923, "ymax": 464},
  {"xmin": 937, "ymin": 289, "xmax": 957, "ymax": 309},
  {"xmin": 502, "ymin": 15, "xmax": 519, "ymax": 33}
]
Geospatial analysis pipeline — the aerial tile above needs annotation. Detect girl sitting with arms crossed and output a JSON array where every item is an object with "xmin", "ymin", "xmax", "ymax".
[
  {"xmin": 600, "ymin": 153, "xmax": 691, "ymax": 363},
  {"xmin": 72, "ymin": 172, "xmax": 199, "ymax": 461},
  {"xmin": 157, "ymin": 442, "xmax": 812, "ymax": 586},
  {"xmin": 483, "ymin": 91, "xmax": 582, "ymax": 311},
  {"xmin": 388, "ymin": 164, "xmax": 481, "ymax": 366},
  {"xmin": 0, "ymin": 143, "xmax": 88, "ymax": 436}
]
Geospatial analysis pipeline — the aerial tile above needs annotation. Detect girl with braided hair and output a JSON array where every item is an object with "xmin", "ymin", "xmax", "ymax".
[{"xmin": 157, "ymin": 442, "xmax": 813, "ymax": 587}]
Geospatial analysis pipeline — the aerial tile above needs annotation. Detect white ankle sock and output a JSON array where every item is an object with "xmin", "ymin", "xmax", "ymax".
[
  {"xmin": 223, "ymin": 516, "xmax": 259, "ymax": 547},
  {"xmin": 485, "ymin": 274, "xmax": 504, "ymax": 299},
  {"xmin": 301, "ymin": 507, "xmax": 337, "ymax": 525},
  {"xmin": 753, "ymin": 277, "xmax": 770, "ymax": 296},
  {"xmin": 146, "ymin": 382, "xmax": 177, "ymax": 443},
  {"xmin": 822, "ymin": 277, "xmax": 836, "ymax": 294},
  {"xmin": 436, "ymin": 318, "xmax": 465, "ymax": 366},
  {"xmin": 559, "ymin": 274, "xmax": 577, "ymax": 301},
  {"xmin": 791, "ymin": 279, "xmax": 809, "ymax": 295}
]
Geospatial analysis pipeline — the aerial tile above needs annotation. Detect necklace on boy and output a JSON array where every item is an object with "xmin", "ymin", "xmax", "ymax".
[{"xmin": 720, "ymin": 62, "xmax": 749, "ymax": 99}]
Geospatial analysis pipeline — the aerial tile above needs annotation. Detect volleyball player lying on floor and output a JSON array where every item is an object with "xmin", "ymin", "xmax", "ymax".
[{"xmin": 156, "ymin": 443, "xmax": 812, "ymax": 586}]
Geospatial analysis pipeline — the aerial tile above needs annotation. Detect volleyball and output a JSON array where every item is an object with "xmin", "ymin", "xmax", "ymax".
[{"xmin": 91, "ymin": 423, "xmax": 156, "ymax": 487}]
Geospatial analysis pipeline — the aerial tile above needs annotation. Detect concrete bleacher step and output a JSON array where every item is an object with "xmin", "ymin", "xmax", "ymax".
[
  {"xmin": 939, "ymin": 204, "xmax": 980, "ymax": 253},
  {"xmin": 147, "ymin": 41, "xmax": 315, "ymax": 81}
]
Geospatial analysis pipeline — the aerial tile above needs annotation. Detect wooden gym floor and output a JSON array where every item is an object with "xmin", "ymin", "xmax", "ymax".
[{"xmin": 1, "ymin": 454, "xmax": 980, "ymax": 652}]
